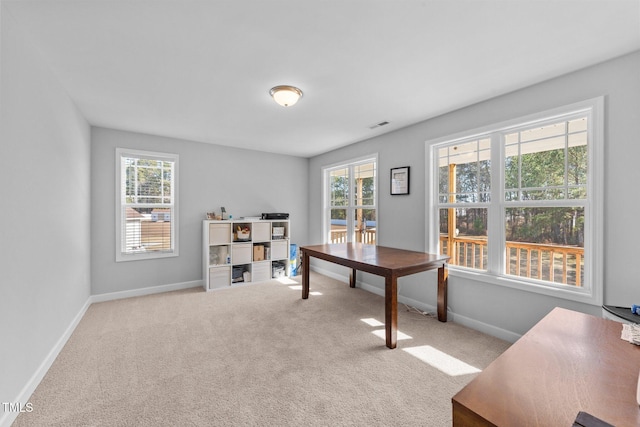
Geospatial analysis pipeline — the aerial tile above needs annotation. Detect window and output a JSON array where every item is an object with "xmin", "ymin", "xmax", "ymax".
[
  {"xmin": 324, "ymin": 156, "xmax": 377, "ymax": 245},
  {"xmin": 428, "ymin": 98, "xmax": 603, "ymax": 304},
  {"xmin": 116, "ymin": 148, "xmax": 178, "ymax": 261}
]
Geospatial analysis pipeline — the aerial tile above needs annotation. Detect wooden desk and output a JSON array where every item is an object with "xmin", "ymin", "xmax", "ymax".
[
  {"xmin": 452, "ymin": 307, "xmax": 640, "ymax": 426},
  {"xmin": 300, "ymin": 243, "xmax": 449, "ymax": 349}
]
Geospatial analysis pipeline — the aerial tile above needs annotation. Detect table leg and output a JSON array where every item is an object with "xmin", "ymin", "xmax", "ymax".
[
  {"xmin": 349, "ymin": 268, "xmax": 356, "ymax": 288},
  {"xmin": 302, "ymin": 251, "xmax": 310, "ymax": 299},
  {"xmin": 437, "ymin": 264, "xmax": 448, "ymax": 322},
  {"xmin": 385, "ymin": 275, "xmax": 398, "ymax": 349}
]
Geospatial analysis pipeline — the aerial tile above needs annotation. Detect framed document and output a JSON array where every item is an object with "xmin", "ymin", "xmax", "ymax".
[{"xmin": 390, "ymin": 166, "xmax": 410, "ymax": 195}]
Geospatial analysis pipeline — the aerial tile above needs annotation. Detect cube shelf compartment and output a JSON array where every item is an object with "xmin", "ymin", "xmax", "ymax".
[{"xmin": 203, "ymin": 219, "xmax": 290, "ymax": 291}]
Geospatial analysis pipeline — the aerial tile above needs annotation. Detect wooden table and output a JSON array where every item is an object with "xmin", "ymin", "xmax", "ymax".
[
  {"xmin": 452, "ymin": 307, "xmax": 640, "ymax": 426},
  {"xmin": 300, "ymin": 243, "xmax": 449, "ymax": 349}
]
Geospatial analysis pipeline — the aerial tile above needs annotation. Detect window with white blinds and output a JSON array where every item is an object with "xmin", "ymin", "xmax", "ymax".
[{"xmin": 116, "ymin": 148, "xmax": 179, "ymax": 262}]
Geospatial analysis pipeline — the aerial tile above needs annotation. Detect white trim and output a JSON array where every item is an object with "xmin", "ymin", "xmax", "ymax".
[
  {"xmin": 449, "ymin": 311, "xmax": 521, "ymax": 344},
  {"xmin": 0, "ymin": 280, "xmax": 203, "ymax": 427},
  {"xmin": 309, "ymin": 262, "xmax": 351, "ymax": 283},
  {"xmin": 321, "ymin": 153, "xmax": 379, "ymax": 171},
  {"xmin": 446, "ymin": 267, "xmax": 597, "ymax": 305},
  {"xmin": 589, "ymin": 96, "xmax": 605, "ymax": 306},
  {"xmin": 0, "ymin": 298, "xmax": 92, "ymax": 427},
  {"xmin": 322, "ymin": 153, "xmax": 378, "ymax": 244},
  {"xmin": 90, "ymin": 280, "xmax": 201, "ymax": 303},
  {"xmin": 115, "ymin": 148, "xmax": 179, "ymax": 262},
  {"xmin": 425, "ymin": 98, "xmax": 602, "ymax": 147},
  {"xmin": 308, "ymin": 263, "xmax": 521, "ymax": 343},
  {"xmin": 425, "ymin": 97, "xmax": 604, "ymax": 306}
]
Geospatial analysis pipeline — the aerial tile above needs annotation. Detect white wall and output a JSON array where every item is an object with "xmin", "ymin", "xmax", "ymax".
[
  {"xmin": 0, "ymin": 7, "xmax": 91, "ymax": 424},
  {"xmin": 308, "ymin": 51, "xmax": 640, "ymax": 341},
  {"xmin": 91, "ymin": 127, "xmax": 309, "ymax": 295},
  {"xmin": 1, "ymin": 3, "xmax": 636, "ymax": 418}
]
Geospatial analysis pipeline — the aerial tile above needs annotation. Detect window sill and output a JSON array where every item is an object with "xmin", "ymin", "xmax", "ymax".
[
  {"xmin": 116, "ymin": 250, "xmax": 178, "ymax": 263},
  {"xmin": 447, "ymin": 266, "xmax": 602, "ymax": 307}
]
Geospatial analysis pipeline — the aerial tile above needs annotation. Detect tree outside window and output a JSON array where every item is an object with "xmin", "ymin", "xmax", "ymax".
[
  {"xmin": 326, "ymin": 157, "xmax": 377, "ymax": 245},
  {"xmin": 430, "ymin": 99, "xmax": 602, "ymax": 303}
]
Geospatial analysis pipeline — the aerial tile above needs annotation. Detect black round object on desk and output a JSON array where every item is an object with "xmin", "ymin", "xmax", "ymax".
[{"xmin": 603, "ymin": 305, "xmax": 640, "ymax": 324}]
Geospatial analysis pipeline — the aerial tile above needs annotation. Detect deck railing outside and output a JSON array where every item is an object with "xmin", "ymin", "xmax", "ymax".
[
  {"xmin": 330, "ymin": 228, "xmax": 376, "ymax": 245},
  {"xmin": 439, "ymin": 235, "xmax": 584, "ymax": 287}
]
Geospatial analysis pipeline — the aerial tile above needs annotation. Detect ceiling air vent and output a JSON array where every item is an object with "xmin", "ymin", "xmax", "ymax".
[{"xmin": 369, "ymin": 121, "xmax": 390, "ymax": 130}]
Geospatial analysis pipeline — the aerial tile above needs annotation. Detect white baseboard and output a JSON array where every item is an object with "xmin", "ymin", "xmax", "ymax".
[
  {"xmin": 90, "ymin": 280, "xmax": 202, "ymax": 303},
  {"xmin": 2, "ymin": 270, "xmax": 518, "ymax": 427},
  {"xmin": 0, "ymin": 280, "xmax": 203, "ymax": 427},
  {"xmin": 0, "ymin": 297, "xmax": 92, "ymax": 427},
  {"xmin": 450, "ymin": 312, "xmax": 521, "ymax": 343},
  {"xmin": 309, "ymin": 265, "xmax": 521, "ymax": 344},
  {"xmin": 310, "ymin": 264, "xmax": 350, "ymax": 284}
]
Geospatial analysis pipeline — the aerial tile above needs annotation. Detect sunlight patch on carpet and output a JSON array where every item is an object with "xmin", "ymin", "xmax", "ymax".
[
  {"xmin": 277, "ymin": 277, "xmax": 298, "ymax": 285},
  {"xmin": 402, "ymin": 345, "xmax": 481, "ymax": 376},
  {"xmin": 286, "ymin": 285, "xmax": 321, "ymax": 295},
  {"xmin": 361, "ymin": 318, "xmax": 384, "ymax": 327},
  {"xmin": 372, "ymin": 329, "xmax": 412, "ymax": 341}
]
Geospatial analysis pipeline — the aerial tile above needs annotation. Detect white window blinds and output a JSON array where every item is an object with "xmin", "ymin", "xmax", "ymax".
[{"xmin": 116, "ymin": 148, "xmax": 178, "ymax": 261}]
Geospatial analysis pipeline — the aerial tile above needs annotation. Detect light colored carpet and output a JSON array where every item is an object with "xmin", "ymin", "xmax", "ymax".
[{"xmin": 14, "ymin": 272, "xmax": 510, "ymax": 426}]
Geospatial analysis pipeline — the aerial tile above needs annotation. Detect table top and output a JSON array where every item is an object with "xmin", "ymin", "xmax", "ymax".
[
  {"xmin": 300, "ymin": 243, "xmax": 449, "ymax": 277},
  {"xmin": 452, "ymin": 307, "xmax": 640, "ymax": 426}
]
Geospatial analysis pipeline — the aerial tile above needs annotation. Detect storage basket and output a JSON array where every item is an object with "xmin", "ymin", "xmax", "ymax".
[{"xmin": 272, "ymin": 227, "xmax": 285, "ymax": 239}]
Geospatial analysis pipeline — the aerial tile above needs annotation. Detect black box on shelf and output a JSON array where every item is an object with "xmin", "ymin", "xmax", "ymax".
[{"xmin": 261, "ymin": 213, "xmax": 289, "ymax": 220}]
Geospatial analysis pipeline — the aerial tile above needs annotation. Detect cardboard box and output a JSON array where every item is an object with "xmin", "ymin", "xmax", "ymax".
[{"xmin": 253, "ymin": 245, "xmax": 265, "ymax": 261}]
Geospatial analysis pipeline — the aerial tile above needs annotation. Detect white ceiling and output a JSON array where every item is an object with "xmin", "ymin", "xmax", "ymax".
[{"xmin": 4, "ymin": 0, "xmax": 640, "ymax": 158}]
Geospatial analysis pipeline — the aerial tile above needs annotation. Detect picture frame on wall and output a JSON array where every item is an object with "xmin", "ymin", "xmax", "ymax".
[{"xmin": 390, "ymin": 166, "xmax": 410, "ymax": 195}]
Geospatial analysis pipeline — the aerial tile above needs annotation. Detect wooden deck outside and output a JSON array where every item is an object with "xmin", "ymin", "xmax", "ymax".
[
  {"xmin": 328, "ymin": 229, "xmax": 583, "ymax": 287},
  {"xmin": 440, "ymin": 235, "xmax": 584, "ymax": 287},
  {"xmin": 330, "ymin": 228, "xmax": 376, "ymax": 245}
]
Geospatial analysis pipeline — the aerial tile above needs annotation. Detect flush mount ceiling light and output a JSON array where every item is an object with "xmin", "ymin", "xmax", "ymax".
[{"xmin": 269, "ymin": 85, "xmax": 303, "ymax": 107}]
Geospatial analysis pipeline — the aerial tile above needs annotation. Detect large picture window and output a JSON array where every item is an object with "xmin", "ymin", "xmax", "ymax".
[
  {"xmin": 428, "ymin": 99, "xmax": 603, "ymax": 304},
  {"xmin": 116, "ymin": 148, "xmax": 178, "ymax": 261},
  {"xmin": 324, "ymin": 156, "xmax": 377, "ymax": 245}
]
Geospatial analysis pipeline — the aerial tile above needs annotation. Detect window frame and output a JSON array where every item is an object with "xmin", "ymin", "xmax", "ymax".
[
  {"xmin": 323, "ymin": 154, "xmax": 378, "ymax": 245},
  {"xmin": 426, "ymin": 98, "xmax": 603, "ymax": 306},
  {"xmin": 115, "ymin": 148, "xmax": 179, "ymax": 262}
]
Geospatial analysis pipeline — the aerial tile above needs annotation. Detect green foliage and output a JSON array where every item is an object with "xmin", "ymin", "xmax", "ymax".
[
  {"xmin": 125, "ymin": 157, "xmax": 173, "ymax": 204},
  {"xmin": 457, "ymin": 209, "xmax": 487, "ymax": 236},
  {"xmin": 330, "ymin": 173, "xmax": 375, "ymax": 206},
  {"xmin": 502, "ymin": 142, "xmax": 586, "ymax": 245},
  {"xmin": 506, "ymin": 207, "xmax": 584, "ymax": 246},
  {"xmin": 505, "ymin": 145, "xmax": 586, "ymax": 200},
  {"xmin": 330, "ymin": 176, "xmax": 349, "ymax": 206},
  {"xmin": 331, "ymin": 208, "xmax": 347, "ymax": 220},
  {"xmin": 442, "ymin": 135, "xmax": 586, "ymax": 245}
]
